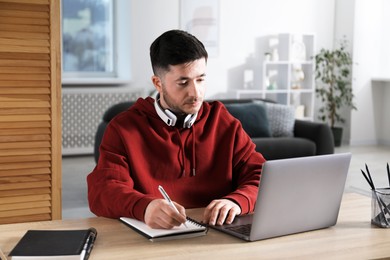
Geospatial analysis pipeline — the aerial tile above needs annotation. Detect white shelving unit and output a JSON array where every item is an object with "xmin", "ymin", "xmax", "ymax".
[{"xmin": 237, "ymin": 33, "xmax": 315, "ymax": 120}]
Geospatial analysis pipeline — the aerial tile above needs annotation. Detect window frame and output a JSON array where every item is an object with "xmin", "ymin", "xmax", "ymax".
[{"xmin": 61, "ymin": 0, "xmax": 130, "ymax": 85}]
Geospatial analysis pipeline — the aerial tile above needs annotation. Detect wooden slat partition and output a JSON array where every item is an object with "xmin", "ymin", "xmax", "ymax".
[{"xmin": 0, "ymin": 0, "xmax": 61, "ymax": 224}]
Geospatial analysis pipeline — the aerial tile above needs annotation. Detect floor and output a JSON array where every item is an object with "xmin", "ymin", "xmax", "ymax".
[{"xmin": 62, "ymin": 145, "xmax": 390, "ymax": 219}]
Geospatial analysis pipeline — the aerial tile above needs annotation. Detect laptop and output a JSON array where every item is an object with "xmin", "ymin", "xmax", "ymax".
[{"xmin": 211, "ymin": 153, "xmax": 352, "ymax": 241}]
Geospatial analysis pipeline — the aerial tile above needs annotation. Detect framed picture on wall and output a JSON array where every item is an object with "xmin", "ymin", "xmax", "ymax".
[{"xmin": 180, "ymin": 0, "xmax": 220, "ymax": 57}]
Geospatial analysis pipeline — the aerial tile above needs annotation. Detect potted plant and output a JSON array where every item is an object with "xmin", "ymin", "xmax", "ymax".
[{"xmin": 314, "ymin": 39, "xmax": 357, "ymax": 147}]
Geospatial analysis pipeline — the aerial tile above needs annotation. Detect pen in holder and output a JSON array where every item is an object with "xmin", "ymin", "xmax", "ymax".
[
  {"xmin": 371, "ymin": 188, "xmax": 390, "ymax": 228},
  {"xmin": 361, "ymin": 163, "xmax": 390, "ymax": 228}
]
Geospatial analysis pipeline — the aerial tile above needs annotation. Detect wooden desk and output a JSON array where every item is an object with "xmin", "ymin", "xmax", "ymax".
[{"xmin": 0, "ymin": 193, "xmax": 389, "ymax": 259}]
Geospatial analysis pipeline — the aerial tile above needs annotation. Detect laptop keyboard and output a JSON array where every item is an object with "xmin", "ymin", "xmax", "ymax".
[{"xmin": 225, "ymin": 224, "xmax": 252, "ymax": 236}]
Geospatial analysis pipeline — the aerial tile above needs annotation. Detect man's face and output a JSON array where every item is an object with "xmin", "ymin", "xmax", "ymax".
[{"xmin": 152, "ymin": 58, "xmax": 206, "ymax": 115}]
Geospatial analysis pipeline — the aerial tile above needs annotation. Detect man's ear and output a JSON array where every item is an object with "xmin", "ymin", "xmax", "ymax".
[{"xmin": 151, "ymin": 75, "xmax": 162, "ymax": 92}]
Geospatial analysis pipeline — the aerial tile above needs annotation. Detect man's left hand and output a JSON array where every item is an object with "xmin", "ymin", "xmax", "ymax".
[{"xmin": 203, "ymin": 199, "xmax": 241, "ymax": 226}]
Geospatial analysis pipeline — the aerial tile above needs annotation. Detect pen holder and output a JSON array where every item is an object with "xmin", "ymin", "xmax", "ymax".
[{"xmin": 371, "ymin": 188, "xmax": 390, "ymax": 228}]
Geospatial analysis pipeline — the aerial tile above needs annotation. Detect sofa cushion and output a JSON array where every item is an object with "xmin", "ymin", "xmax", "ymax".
[
  {"xmin": 224, "ymin": 102, "xmax": 271, "ymax": 138},
  {"xmin": 255, "ymin": 101, "xmax": 295, "ymax": 137},
  {"xmin": 252, "ymin": 137, "xmax": 316, "ymax": 160}
]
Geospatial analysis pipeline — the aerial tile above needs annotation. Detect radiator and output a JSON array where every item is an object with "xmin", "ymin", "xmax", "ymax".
[{"xmin": 62, "ymin": 88, "xmax": 144, "ymax": 155}]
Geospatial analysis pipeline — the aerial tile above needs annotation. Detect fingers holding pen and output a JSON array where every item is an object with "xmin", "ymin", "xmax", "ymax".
[
  {"xmin": 173, "ymin": 201, "xmax": 187, "ymax": 217},
  {"xmin": 157, "ymin": 185, "xmax": 188, "ymax": 227},
  {"xmin": 161, "ymin": 200, "xmax": 187, "ymax": 227},
  {"xmin": 145, "ymin": 199, "xmax": 187, "ymax": 229}
]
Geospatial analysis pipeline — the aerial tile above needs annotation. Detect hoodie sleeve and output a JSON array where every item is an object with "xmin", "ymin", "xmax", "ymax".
[
  {"xmin": 221, "ymin": 111, "xmax": 266, "ymax": 214},
  {"xmin": 87, "ymin": 121, "xmax": 157, "ymax": 221}
]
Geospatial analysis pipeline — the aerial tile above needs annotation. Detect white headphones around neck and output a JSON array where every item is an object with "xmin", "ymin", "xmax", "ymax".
[{"xmin": 154, "ymin": 93, "xmax": 197, "ymax": 128}]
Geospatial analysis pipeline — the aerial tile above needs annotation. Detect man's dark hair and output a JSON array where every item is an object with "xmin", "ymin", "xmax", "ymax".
[{"xmin": 150, "ymin": 30, "xmax": 208, "ymax": 76}]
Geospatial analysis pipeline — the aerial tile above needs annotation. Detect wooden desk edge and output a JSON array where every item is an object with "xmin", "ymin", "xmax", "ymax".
[{"xmin": 1, "ymin": 193, "xmax": 385, "ymax": 260}]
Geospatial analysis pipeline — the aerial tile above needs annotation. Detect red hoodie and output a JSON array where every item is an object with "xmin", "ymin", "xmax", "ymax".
[{"xmin": 87, "ymin": 97, "xmax": 265, "ymax": 221}]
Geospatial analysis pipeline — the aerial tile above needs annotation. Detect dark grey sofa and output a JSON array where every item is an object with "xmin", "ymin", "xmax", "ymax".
[
  {"xmin": 94, "ymin": 99, "xmax": 334, "ymax": 162},
  {"xmin": 217, "ymin": 99, "xmax": 334, "ymax": 160}
]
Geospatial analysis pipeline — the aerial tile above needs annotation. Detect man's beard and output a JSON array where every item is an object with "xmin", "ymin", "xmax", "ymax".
[
  {"xmin": 161, "ymin": 85, "xmax": 201, "ymax": 116},
  {"xmin": 161, "ymin": 86, "xmax": 184, "ymax": 115}
]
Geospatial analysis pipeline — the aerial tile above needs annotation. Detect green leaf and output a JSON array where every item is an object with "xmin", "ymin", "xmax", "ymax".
[{"xmin": 314, "ymin": 37, "xmax": 356, "ymax": 126}]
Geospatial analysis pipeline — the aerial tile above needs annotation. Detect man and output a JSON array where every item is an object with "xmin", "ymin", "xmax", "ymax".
[{"xmin": 87, "ymin": 30, "xmax": 265, "ymax": 229}]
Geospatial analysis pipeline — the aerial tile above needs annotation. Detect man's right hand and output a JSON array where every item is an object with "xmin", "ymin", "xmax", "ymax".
[{"xmin": 144, "ymin": 199, "xmax": 187, "ymax": 229}]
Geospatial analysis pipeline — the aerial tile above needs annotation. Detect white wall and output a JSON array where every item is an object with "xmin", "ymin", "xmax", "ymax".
[
  {"xmin": 378, "ymin": 0, "xmax": 390, "ymax": 77},
  {"xmin": 332, "ymin": 0, "xmax": 355, "ymax": 144},
  {"xmin": 129, "ymin": 0, "xmax": 180, "ymax": 95},
  {"xmin": 350, "ymin": 0, "xmax": 390, "ymax": 145},
  {"xmin": 127, "ymin": 0, "xmax": 336, "ymax": 99}
]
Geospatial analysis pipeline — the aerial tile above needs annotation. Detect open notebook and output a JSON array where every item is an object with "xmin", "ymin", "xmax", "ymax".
[
  {"xmin": 120, "ymin": 217, "xmax": 207, "ymax": 242},
  {"xmin": 211, "ymin": 153, "xmax": 352, "ymax": 241}
]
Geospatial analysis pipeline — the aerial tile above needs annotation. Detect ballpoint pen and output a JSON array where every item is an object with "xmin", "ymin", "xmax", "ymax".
[
  {"xmin": 387, "ymin": 163, "xmax": 390, "ymax": 187},
  {"xmin": 158, "ymin": 185, "xmax": 188, "ymax": 228}
]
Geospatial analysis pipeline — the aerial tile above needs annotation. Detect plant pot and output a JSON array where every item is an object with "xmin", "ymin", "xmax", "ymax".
[{"xmin": 331, "ymin": 127, "xmax": 343, "ymax": 147}]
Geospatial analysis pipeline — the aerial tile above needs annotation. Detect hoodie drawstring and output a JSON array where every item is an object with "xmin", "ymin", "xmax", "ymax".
[
  {"xmin": 191, "ymin": 126, "xmax": 196, "ymax": 176},
  {"xmin": 175, "ymin": 128, "xmax": 186, "ymax": 178},
  {"xmin": 175, "ymin": 126, "xmax": 196, "ymax": 178}
]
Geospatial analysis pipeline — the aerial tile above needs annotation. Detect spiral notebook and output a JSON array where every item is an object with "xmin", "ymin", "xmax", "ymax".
[{"xmin": 120, "ymin": 217, "xmax": 207, "ymax": 242}]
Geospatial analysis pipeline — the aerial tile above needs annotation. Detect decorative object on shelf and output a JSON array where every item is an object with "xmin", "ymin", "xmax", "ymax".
[
  {"xmin": 290, "ymin": 34, "xmax": 307, "ymax": 61},
  {"xmin": 291, "ymin": 64, "xmax": 305, "ymax": 89},
  {"xmin": 264, "ymin": 52, "xmax": 271, "ymax": 61},
  {"xmin": 266, "ymin": 78, "xmax": 278, "ymax": 90},
  {"xmin": 265, "ymin": 77, "xmax": 271, "ymax": 89},
  {"xmin": 315, "ymin": 37, "xmax": 356, "ymax": 147},
  {"xmin": 267, "ymin": 81, "xmax": 278, "ymax": 90},
  {"xmin": 266, "ymin": 70, "xmax": 278, "ymax": 90},
  {"xmin": 244, "ymin": 69, "xmax": 254, "ymax": 89}
]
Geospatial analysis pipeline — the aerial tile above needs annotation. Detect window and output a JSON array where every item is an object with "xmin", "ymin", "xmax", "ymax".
[{"xmin": 62, "ymin": 0, "xmax": 115, "ymax": 78}]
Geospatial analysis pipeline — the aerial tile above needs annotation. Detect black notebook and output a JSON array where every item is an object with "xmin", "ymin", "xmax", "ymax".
[
  {"xmin": 8, "ymin": 228, "xmax": 97, "ymax": 260},
  {"xmin": 120, "ymin": 217, "xmax": 207, "ymax": 242}
]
